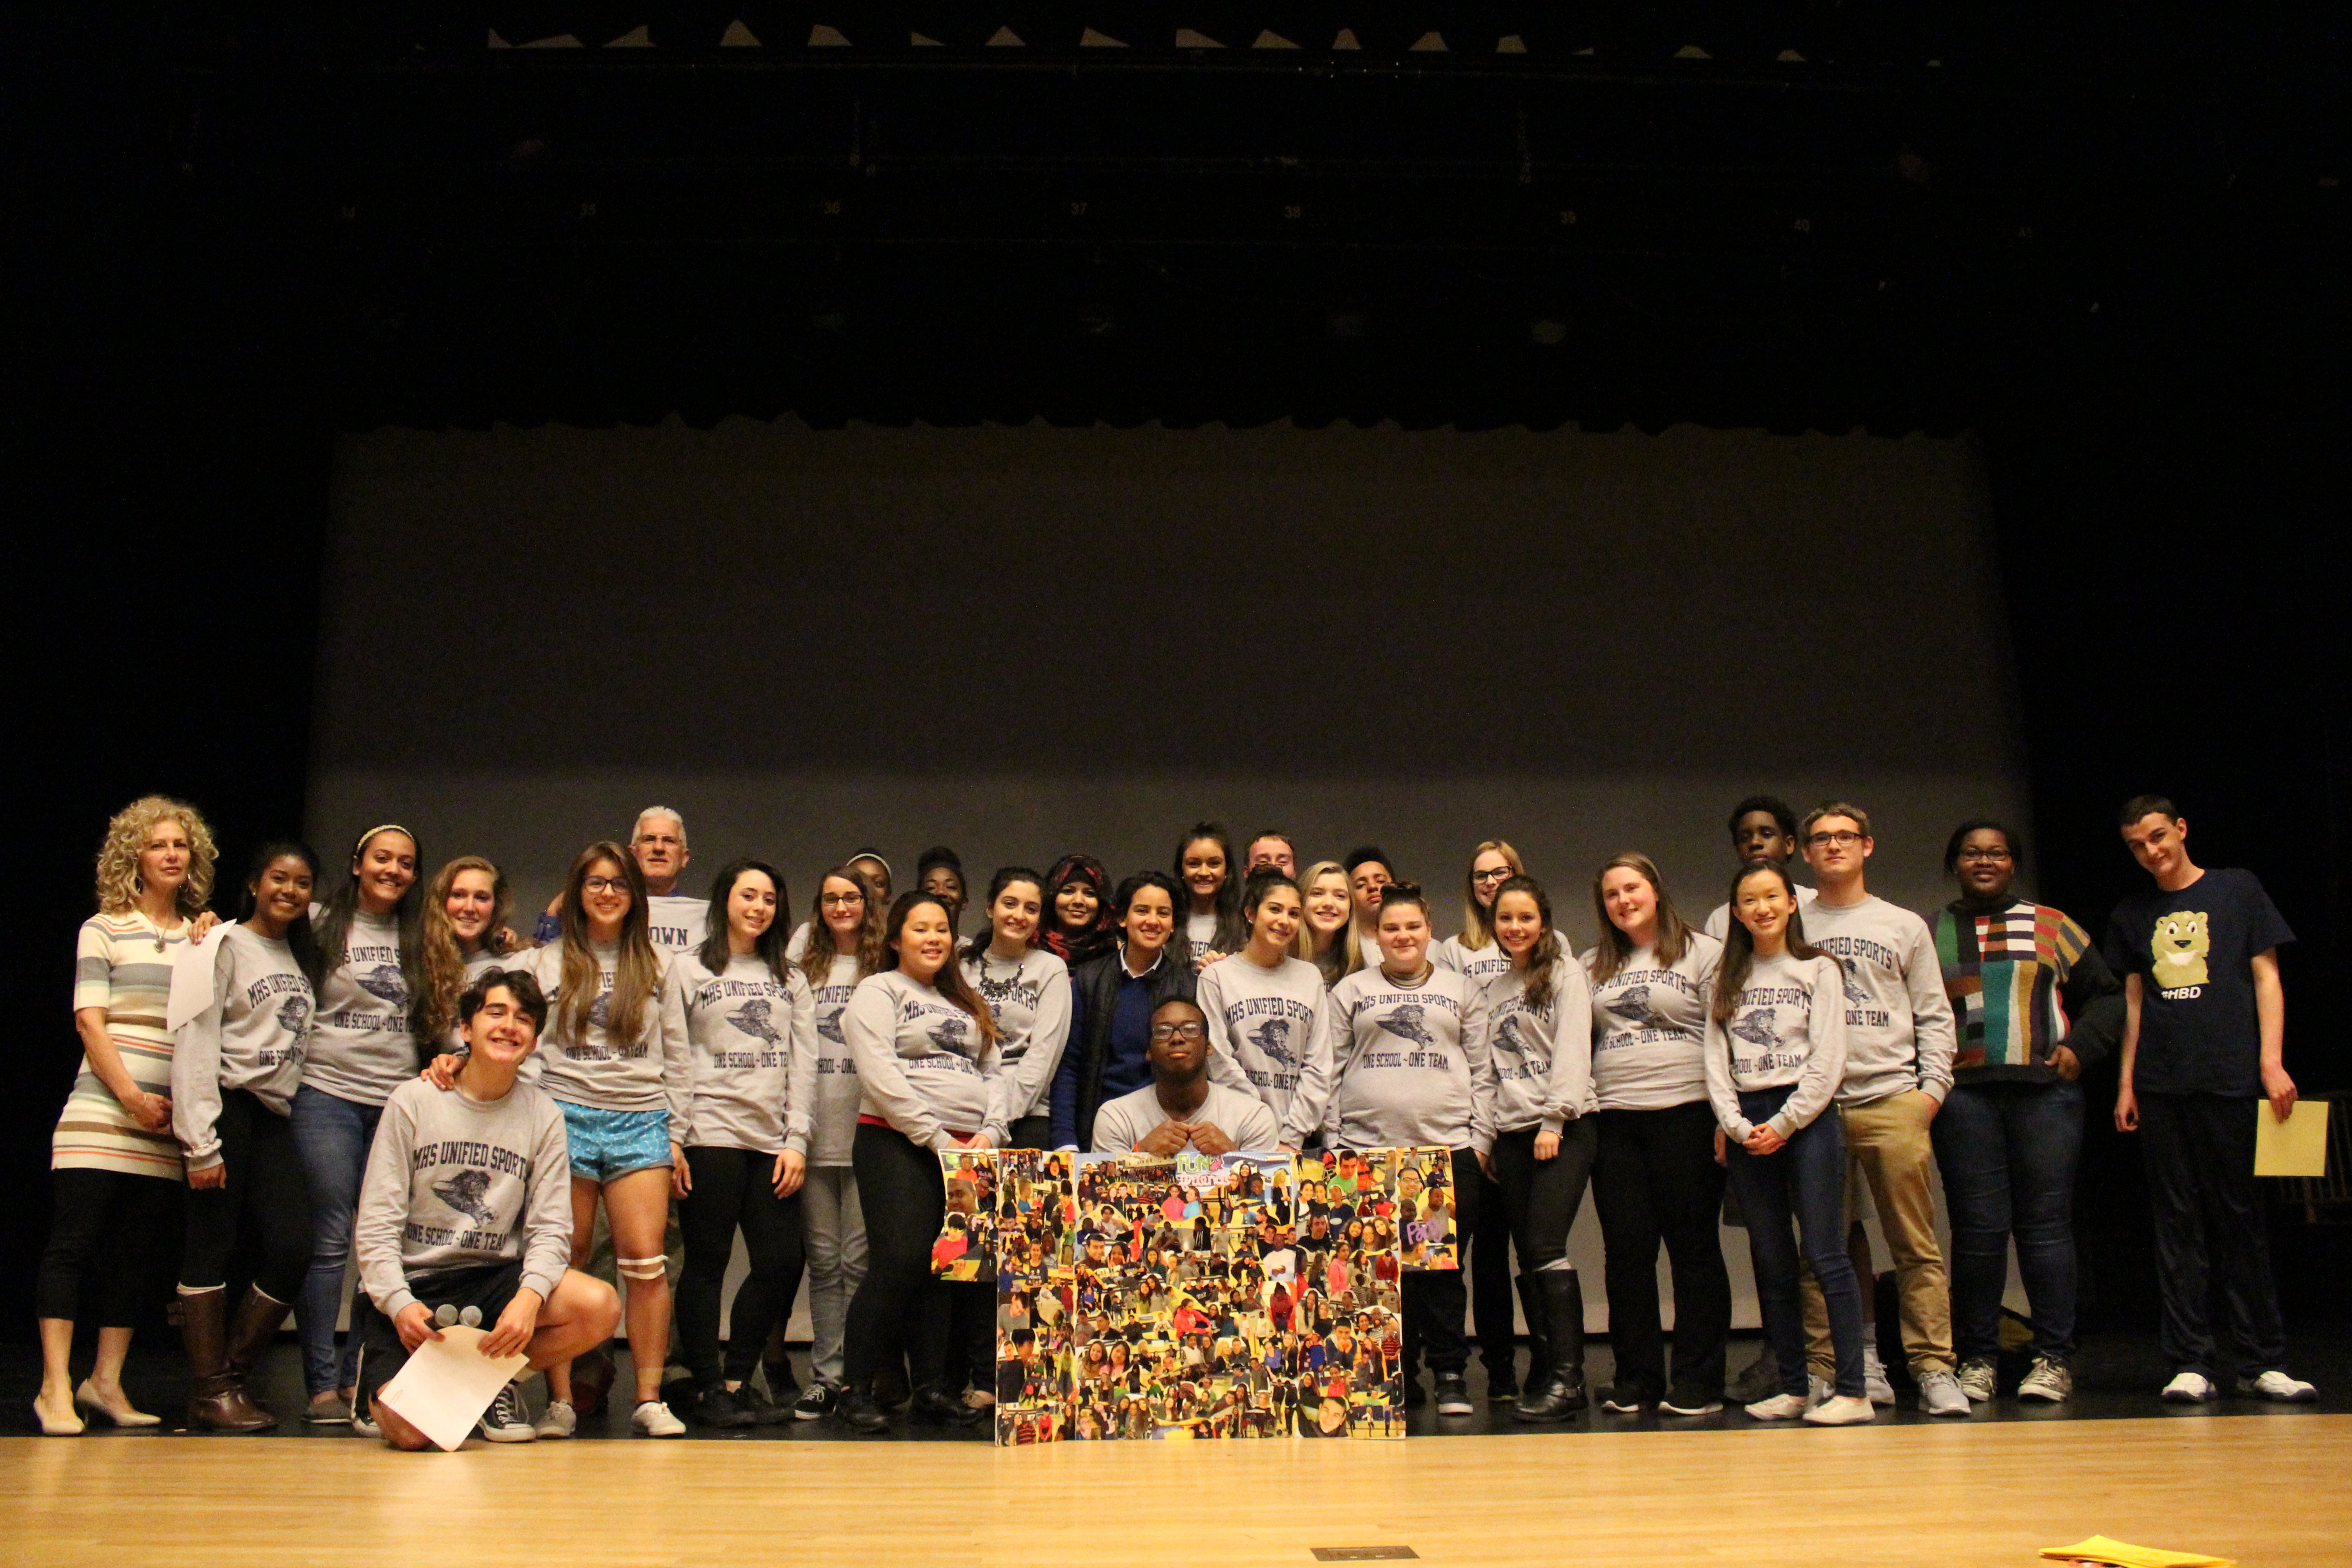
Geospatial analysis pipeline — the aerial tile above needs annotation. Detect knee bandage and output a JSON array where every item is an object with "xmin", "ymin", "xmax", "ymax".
[{"xmin": 617, "ymin": 1254, "xmax": 668, "ymax": 1282}]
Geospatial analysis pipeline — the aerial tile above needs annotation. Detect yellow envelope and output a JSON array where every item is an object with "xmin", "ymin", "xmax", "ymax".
[
  {"xmin": 2253, "ymin": 1099, "xmax": 2330, "ymax": 1178},
  {"xmin": 2040, "ymin": 1534, "xmax": 2235, "ymax": 1568}
]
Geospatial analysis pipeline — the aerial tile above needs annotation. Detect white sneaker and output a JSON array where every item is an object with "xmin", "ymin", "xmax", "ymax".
[
  {"xmin": 1743, "ymin": 1392, "xmax": 1808, "ymax": 1421},
  {"xmin": 2236, "ymin": 1370, "xmax": 2318, "ymax": 1404},
  {"xmin": 1805, "ymin": 1393, "xmax": 1877, "ymax": 1426},
  {"xmin": 2161, "ymin": 1371, "xmax": 2217, "ymax": 1403},
  {"xmin": 477, "ymin": 1381, "xmax": 537, "ymax": 1443},
  {"xmin": 631, "ymin": 1399, "xmax": 686, "ymax": 1436},
  {"xmin": 534, "ymin": 1397, "xmax": 578, "ymax": 1437},
  {"xmin": 349, "ymin": 1408, "xmax": 381, "ymax": 1439},
  {"xmin": 1862, "ymin": 1345, "xmax": 1896, "ymax": 1405},
  {"xmin": 1916, "ymin": 1369, "xmax": 1971, "ymax": 1417},
  {"xmin": 2017, "ymin": 1356, "xmax": 2073, "ymax": 1403},
  {"xmin": 1955, "ymin": 1356, "xmax": 1998, "ymax": 1403}
]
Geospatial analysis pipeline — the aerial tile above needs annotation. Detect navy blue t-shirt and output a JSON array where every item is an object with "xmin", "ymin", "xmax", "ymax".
[{"xmin": 2102, "ymin": 867, "xmax": 2293, "ymax": 1097}]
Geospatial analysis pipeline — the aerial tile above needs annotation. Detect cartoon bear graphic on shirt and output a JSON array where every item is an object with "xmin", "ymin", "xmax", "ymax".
[{"xmin": 2151, "ymin": 911, "xmax": 2210, "ymax": 989}]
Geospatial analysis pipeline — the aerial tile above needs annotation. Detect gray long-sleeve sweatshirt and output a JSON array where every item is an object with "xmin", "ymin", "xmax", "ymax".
[
  {"xmin": 510, "ymin": 941, "xmax": 671, "ymax": 1116},
  {"xmin": 960, "ymin": 946, "xmax": 1072, "ymax": 1124},
  {"xmin": 172, "ymin": 924, "xmax": 312, "ymax": 1170},
  {"xmin": 1702, "ymin": 951, "xmax": 1849, "ymax": 1143},
  {"xmin": 660, "ymin": 951, "xmax": 817, "ymax": 1156},
  {"xmin": 1322, "ymin": 964, "xmax": 1494, "ymax": 1155},
  {"xmin": 1584, "ymin": 933, "xmax": 1721, "ymax": 1112},
  {"xmin": 355, "ymin": 1073, "xmax": 572, "ymax": 1318},
  {"xmin": 1799, "ymin": 894, "xmax": 1957, "ymax": 1106},
  {"xmin": 844, "ymin": 970, "xmax": 1005, "ymax": 1152},
  {"xmin": 1480, "ymin": 956, "xmax": 1596, "ymax": 1135},
  {"xmin": 302, "ymin": 911, "xmax": 416, "ymax": 1107},
  {"xmin": 1196, "ymin": 952, "xmax": 1338, "ymax": 1147}
]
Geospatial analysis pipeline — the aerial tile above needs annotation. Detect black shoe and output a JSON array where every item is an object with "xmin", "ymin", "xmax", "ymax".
[
  {"xmin": 1660, "ymin": 1383, "xmax": 1725, "ymax": 1416},
  {"xmin": 835, "ymin": 1387, "xmax": 892, "ymax": 1434},
  {"xmin": 693, "ymin": 1386, "xmax": 757, "ymax": 1428},
  {"xmin": 1484, "ymin": 1358, "xmax": 1520, "ymax": 1400},
  {"xmin": 734, "ymin": 1379, "xmax": 797, "ymax": 1426},
  {"xmin": 1434, "ymin": 1373, "xmax": 1475, "ymax": 1416},
  {"xmin": 793, "ymin": 1381, "xmax": 839, "ymax": 1421},
  {"xmin": 1514, "ymin": 1271, "xmax": 1591, "ymax": 1423},
  {"xmin": 910, "ymin": 1385, "xmax": 986, "ymax": 1426}
]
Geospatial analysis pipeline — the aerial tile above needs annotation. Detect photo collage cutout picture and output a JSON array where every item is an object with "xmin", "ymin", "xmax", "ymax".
[{"xmin": 936, "ymin": 1146, "xmax": 1456, "ymax": 1444}]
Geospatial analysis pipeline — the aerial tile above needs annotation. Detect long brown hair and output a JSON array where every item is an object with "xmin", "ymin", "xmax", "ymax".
[
  {"xmin": 418, "ymin": 855, "xmax": 515, "ymax": 1042},
  {"xmin": 556, "ymin": 840, "xmax": 661, "ymax": 1045},
  {"xmin": 1491, "ymin": 875, "xmax": 1563, "ymax": 1014},
  {"xmin": 799, "ymin": 864, "xmax": 887, "ymax": 989},
  {"xmin": 1585, "ymin": 852, "xmax": 1693, "ymax": 987},
  {"xmin": 884, "ymin": 892, "xmax": 999, "ymax": 1045},
  {"xmin": 1710, "ymin": 862, "xmax": 1826, "ymax": 1026},
  {"xmin": 1455, "ymin": 840, "xmax": 1525, "ymax": 953},
  {"xmin": 1294, "ymin": 860, "xmax": 1362, "ymax": 987}
]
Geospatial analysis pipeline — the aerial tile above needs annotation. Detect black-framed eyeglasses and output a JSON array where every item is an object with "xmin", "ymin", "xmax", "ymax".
[
  {"xmin": 1806, "ymin": 830, "xmax": 1864, "ymax": 848},
  {"xmin": 1956, "ymin": 847, "xmax": 2014, "ymax": 863},
  {"xmin": 1149, "ymin": 1022, "xmax": 1208, "ymax": 1042},
  {"xmin": 583, "ymin": 876, "xmax": 631, "ymax": 894},
  {"xmin": 1471, "ymin": 867, "xmax": 1514, "ymax": 884}
]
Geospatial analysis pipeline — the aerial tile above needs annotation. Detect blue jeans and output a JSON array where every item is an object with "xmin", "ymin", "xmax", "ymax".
[
  {"xmin": 1724, "ymin": 1085, "xmax": 1865, "ymax": 1399},
  {"xmin": 290, "ymin": 1086, "xmax": 382, "ymax": 1395},
  {"xmin": 1930, "ymin": 1078, "xmax": 2082, "ymax": 1363}
]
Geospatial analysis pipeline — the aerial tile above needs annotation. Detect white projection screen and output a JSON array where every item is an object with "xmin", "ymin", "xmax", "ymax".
[{"xmin": 314, "ymin": 416, "xmax": 2029, "ymax": 1331}]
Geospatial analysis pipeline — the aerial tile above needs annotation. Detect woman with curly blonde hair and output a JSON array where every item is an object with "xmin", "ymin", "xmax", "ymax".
[{"xmin": 36, "ymin": 795, "xmax": 217, "ymax": 1435}]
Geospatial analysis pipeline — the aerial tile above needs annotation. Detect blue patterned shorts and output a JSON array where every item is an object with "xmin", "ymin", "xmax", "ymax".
[{"xmin": 558, "ymin": 1102, "xmax": 672, "ymax": 1182}]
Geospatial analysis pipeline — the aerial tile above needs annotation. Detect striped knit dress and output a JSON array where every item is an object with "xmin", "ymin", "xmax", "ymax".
[{"xmin": 54, "ymin": 911, "xmax": 190, "ymax": 1180}]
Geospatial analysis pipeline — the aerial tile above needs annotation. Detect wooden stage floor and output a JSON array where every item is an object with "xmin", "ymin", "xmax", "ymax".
[{"xmin": 7, "ymin": 1415, "xmax": 2346, "ymax": 1568}]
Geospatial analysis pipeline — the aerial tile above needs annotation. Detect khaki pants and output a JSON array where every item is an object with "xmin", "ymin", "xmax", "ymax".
[{"xmin": 1802, "ymin": 1090, "xmax": 1953, "ymax": 1377}]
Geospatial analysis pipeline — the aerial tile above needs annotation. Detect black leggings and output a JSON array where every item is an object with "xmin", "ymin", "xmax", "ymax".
[
  {"xmin": 37, "ymin": 1168, "xmax": 181, "ymax": 1325},
  {"xmin": 1489, "ymin": 1118, "xmax": 1599, "ymax": 1271},
  {"xmin": 1590, "ymin": 1100, "xmax": 1732, "ymax": 1397},
  {"xmin": 180, "ymin": 1090, "xmax": 313, "ymax": 1300},
  {"xmin": 677, "ymin": 1145, "xmax": 807, "ymax": 1389},
  {"xmin": 843, "ymin": 1122, "xmax": 954, "ymax": 1391}
]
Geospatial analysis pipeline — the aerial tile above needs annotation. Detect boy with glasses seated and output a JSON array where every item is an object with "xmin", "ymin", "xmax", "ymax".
[{"xmin": 1093, "ymin": 1000, "xmax": 1279, "ymax": 1155}]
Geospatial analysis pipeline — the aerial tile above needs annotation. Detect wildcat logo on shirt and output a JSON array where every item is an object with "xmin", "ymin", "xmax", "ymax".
[
  {"xmin": 355, "ymin": 963, "xmax": 408, "ymax": 1006},
  {"xmin": 1373, "ymin": 1005, "xmax": 1436, "ymax": 1048},
  {"xmin": 1248, "ymin": 1016, "xmax": 1297, "ymax": 1068},
  {"xmin": 1728, "ymin": 1006, "xmax": 1809, "ymax": 1073},
  {"xmin": 432, "ymin": 1168, "xmax": 499, "ymax": 1226},
  {"xmin": 274, "ymin": 993, "xmax": 313, "ymax": 1040},
  {"xmin": 2151, "ymin": 911, "xmax": 2210, "ymax": 994},
  {"xmin": 728, "ymin": 999, "xmax": 784, "ymax": 1046},
  {"xmin": 817, "ymin": 1011, "xmax": 847, "ymax": 1045}
]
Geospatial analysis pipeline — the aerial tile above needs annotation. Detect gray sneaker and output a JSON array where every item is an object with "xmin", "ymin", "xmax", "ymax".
[
  {"xmin": 1955, "ymin": 1356, "xmax": 1998, "ymax": 1403},
  {"xmin": 1916, "ymin": 1369, "xmax": 1971, "ymax": 1417},
  {"xmin": 1862, "ymin": 1346, "xmax": 1896, "ymax": 1405},
  {"xmin": 2017, "ymin": 1356, "xmax": 2073, "ymax": 1404},
  {"xmin": 1727, "ymin": 1347, "xmax": 1781, "ymax": 1404}
]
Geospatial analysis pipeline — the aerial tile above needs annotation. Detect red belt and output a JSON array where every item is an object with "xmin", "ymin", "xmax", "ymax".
[{"xmin": 859, "ymin": 1114, "xmax": 976, "ymax": 1139}]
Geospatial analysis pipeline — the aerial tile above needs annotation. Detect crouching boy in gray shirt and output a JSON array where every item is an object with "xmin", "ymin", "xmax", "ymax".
[{"xmin": 354, "ymin": 968, "xmax": 622, "ymax": 1448}]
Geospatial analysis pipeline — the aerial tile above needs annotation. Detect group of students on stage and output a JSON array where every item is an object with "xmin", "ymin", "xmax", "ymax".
[{"xmin": 35, "ymin": 791, "xmax": 2317, "ymax": 1445}]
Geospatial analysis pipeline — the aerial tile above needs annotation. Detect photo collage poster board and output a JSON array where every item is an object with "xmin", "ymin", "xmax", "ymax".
[{"xmin": 936, "ymin": 1146, "xmax": 1456, "ymax": 1444}]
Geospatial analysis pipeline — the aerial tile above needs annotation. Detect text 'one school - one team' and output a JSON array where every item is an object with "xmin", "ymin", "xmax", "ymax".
[{"xmin": 34, "ymin": 794, "xmax": 2314, "ymax": 1444}]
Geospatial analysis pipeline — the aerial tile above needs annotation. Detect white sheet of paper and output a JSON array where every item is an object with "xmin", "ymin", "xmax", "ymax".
[
  {"xmin": 374, "ymin": 1324, "xmax": 529, "ymax": 1451},
  {"xmin": 166, "ymin": 922, "xmax": 232, "ymax": 1034}
]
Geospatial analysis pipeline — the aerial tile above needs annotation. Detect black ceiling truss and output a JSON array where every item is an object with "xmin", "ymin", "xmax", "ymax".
[{"xmin": 16, "ymin": 3, "xmax": 2345, "ymax": 431}]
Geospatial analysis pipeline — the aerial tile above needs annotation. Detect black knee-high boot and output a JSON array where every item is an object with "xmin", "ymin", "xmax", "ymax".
[{"xmin": 1514, "ymin": 1270, "xmax": 1590, "ymax": 1422}]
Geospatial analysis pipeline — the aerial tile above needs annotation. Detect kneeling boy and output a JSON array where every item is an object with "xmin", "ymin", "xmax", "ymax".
[{"xmin": 354, "ymin": 969, "xmax": 621, "ymax": 1448}]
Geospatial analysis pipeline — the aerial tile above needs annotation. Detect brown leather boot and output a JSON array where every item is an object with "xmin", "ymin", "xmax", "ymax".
[
  {"xmin": 222, "ymin": 1286, "xmax": 289, "ymax": 1427},
  {"xmin": 181, "ymin": 1288, "xmax": 274, "ymax": 1433}
]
